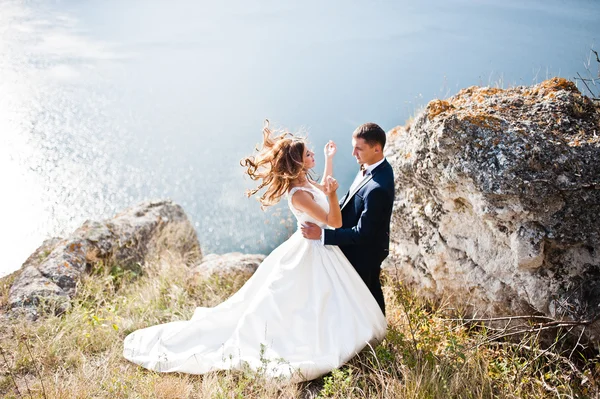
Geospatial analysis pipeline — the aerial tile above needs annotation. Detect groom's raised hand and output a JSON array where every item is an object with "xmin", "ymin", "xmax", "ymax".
[{"xmin": 301, "ymin": 222, "xmax": 322, "ymax": 240}]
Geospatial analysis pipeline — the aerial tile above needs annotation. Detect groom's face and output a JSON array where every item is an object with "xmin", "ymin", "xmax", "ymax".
[{"xmin": 352, "ymin": 137, "xmax": 380, "ymax": 166}]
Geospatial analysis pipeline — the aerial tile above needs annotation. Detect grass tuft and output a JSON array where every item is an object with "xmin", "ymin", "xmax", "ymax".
[{"xmin": 0, "ymin": 252, "xmax": 598, "ymax": 398}]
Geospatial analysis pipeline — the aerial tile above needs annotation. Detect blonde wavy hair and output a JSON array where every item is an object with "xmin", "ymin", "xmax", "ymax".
[{"xmin": 241, "ymin": 120, "xmax": 312, "ymax": 208}]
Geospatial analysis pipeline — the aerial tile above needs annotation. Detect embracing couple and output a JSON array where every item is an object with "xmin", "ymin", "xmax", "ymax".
[{"xmin": 123, "ymin": 121, "xmax": 395, "ymax": 382}]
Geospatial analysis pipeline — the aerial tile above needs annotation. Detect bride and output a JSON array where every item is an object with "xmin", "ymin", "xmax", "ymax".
[{"xmin": 123, "ymin": 121, "xmax": 387, "ymax": 382}]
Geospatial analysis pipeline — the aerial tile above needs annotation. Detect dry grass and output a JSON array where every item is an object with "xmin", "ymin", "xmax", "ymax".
[{"xmin": 0, "ymin": 253, "xmax": 598, "ymax": 399}]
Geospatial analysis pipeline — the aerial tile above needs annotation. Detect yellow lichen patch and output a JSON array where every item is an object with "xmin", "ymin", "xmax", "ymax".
[
  {"xmin": 539, "ymin": 77, "xmax": 579, "ymax": 93},
  {"xmin": 445, "ymin": 86, "xmax": 504, "ymax": 110},
  {"xmin": 471, "ymin": 87, "xmax": 504, "ymax": 104},
  {"xmin": 525, "ymin": 77, "xmax": 580, "ymax": 97},
  {"xmin": 389, "ymin": 125, "xmax": 405, "ymax": 137},
  {"xmin": 68, "ymin": 242, "xmax": 82, "ymax": 253},
  {"xmin": 461, "ymin": 112, "xmax": 503, "ymax": 130},
  {"xmin": 427, "ymin": 99, "xmax": 454, "ymax": 119},
  {"xmin": 479, "ymin": 87, "xmax": 503, "ymax": 96},
  {"xmin": 454, "ymin": 86, "xmax": 479, "ymax": 98}
]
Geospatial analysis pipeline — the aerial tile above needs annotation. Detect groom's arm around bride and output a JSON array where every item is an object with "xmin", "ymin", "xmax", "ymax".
[{"xmin": 302, "ymin": 123, "xmax": 394, "ymax": 315}]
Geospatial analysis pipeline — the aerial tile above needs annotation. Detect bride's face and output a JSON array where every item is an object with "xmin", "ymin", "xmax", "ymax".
[{"xmin": 303, "ymin": 146, "xmax": 316, "ymax": 170}]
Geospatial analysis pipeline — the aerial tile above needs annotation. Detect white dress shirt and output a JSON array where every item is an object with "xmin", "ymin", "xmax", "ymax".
[{"xmin": 348, "ymin": 158, "xmax": 385, "ymax": 195}]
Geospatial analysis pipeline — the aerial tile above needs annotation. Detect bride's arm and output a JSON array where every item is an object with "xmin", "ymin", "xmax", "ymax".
[
  {"xmin": 291, "ymin": 177, "xmax": 342, "ymax": 228},
  {"xmin": 320, "ymin": 141, "xmax": 336, "ymax": 185}
]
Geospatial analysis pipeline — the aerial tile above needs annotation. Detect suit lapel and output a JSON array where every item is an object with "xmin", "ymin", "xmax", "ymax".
[
  {"xmin": 341, "ymin": 174, "xmax": 373, "ymax": 210},
  {"xmin": 339, "ymin": 192, "xmax": 349, "ymax": 207},
  {"xmin": 340, "ymin": 159, "xmax": 389, "ymax": 210}
]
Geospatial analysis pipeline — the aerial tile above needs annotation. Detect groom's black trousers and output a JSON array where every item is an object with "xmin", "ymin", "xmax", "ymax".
[{"xmin": 343, "ymin": 251, "xmax": 387, "ymax": 316}]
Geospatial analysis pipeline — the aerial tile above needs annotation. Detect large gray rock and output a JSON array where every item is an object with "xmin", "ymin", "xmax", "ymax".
[
  {"xmin": 9, "ymin": 200, "xmax": 201, "ymax": 318},
  {"xmin": 386, "ymin": 78, "xmax": 600, "ymax": 342},
  {"xmin": 193, "ymin": 252, "xmax": 265, "ymax": 279}
]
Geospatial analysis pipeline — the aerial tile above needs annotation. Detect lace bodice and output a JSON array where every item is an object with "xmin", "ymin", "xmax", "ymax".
[{"xmin": 287, "ymin": 184, "xmax": 330, "ymax": 229}]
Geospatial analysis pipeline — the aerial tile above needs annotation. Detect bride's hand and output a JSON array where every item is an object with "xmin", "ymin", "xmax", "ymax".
[
  {"xmin": 324, "ymin": 176, "xmax": 339, "ymax": 196},
  {"xmin": 324, "ymin": 140, "xmax": 337, "ymax": 159}
]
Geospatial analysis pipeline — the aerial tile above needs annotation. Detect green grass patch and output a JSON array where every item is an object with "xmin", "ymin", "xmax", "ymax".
[{"xmin": 0, "ymin": 254, "xmax": 598, "ymax": 398}]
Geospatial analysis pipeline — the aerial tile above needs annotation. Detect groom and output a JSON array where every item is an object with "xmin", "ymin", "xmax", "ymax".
[{"xmin": 302, "ymin": 123, "xmax": 395, "ymax": 315}]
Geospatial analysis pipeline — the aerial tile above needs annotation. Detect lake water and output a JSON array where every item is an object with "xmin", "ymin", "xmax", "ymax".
[{"xmin": 1, "ymin": 0, "xmax": 598, "ymax": 276}]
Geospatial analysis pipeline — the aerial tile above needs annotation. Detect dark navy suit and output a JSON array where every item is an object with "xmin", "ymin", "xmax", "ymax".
[{"xmin": 323, "ymin": 159, "xmax": 395, "ymax": 314}]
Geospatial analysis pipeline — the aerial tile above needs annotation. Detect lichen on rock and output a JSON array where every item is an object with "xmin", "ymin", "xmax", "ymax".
[
  {"xmin": 7, "ymin": 200, "xmax": 201, "ymax": 319},
  {"xmin": 386, "ymin": 78, "xmax": 600, "ymax": 343},
  {"xmin": 193, "ymin": 253, "xmax": 265, "ymax": 279}
]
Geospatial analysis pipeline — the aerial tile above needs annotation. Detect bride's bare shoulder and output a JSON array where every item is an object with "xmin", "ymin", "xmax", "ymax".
[{"xmin": 289, "ymin": 185, "xmax": 315, "ymax": 200}]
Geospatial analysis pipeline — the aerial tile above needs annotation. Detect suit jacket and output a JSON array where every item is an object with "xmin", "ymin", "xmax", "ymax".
[{"xmin": 324, "ymin": 159, "xmax": 395, "ymax": 272}]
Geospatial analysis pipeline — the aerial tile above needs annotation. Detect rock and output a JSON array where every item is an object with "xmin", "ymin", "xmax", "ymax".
[
  {"xmin": 193, "ymin": 253, "xmax": 265, "ymax": 279},
  {"xmin": 8, "ymin": 200, "xmax": 201, "ymax": 318},
  {"xmin": 386, "ymin": 78, "xmax": 600, "ymax": 343},
  {"xmin": 19, "ymin": 237, "xmax": 63, "ymax": 270},
  {"xmin": 8, "ymin": 266, "xmax": 70, "ymax": 319}
]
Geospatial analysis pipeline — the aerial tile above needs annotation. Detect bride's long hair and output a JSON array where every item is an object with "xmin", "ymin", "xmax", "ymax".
[{"xmin": 241, "ymin": 120, "xmax": 313, "ymax": 208}]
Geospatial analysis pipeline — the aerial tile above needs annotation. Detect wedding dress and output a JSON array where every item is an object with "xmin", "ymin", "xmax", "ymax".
[{"xmin": 123, "ymin": 184, "xmax": 387, "ymax": 382}]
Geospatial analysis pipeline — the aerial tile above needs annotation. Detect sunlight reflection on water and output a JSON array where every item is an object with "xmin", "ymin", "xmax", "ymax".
[{"xmin": 0, "ymin": 0, "xmax": 598, "ymax": 276}]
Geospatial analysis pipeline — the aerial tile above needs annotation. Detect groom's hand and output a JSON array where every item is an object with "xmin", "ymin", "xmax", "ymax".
[{"xmin": 301, "ymin": 222, "xmax": 322, "ymax": 240}]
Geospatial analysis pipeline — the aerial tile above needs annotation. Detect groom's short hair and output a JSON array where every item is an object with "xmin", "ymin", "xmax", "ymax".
[{"xmin": 353, "ymin": 123, "xmax": 386, "ymax": 149}]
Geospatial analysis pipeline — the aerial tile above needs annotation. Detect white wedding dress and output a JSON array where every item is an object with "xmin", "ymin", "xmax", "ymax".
[{"xmin": 123, "ymin": 185, "xmax": 387, "ymax": 382}]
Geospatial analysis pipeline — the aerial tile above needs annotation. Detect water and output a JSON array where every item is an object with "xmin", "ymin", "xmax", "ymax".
[{"xmin": 1, "ymin": 0, "xmax": 598, "ymax": 276}]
